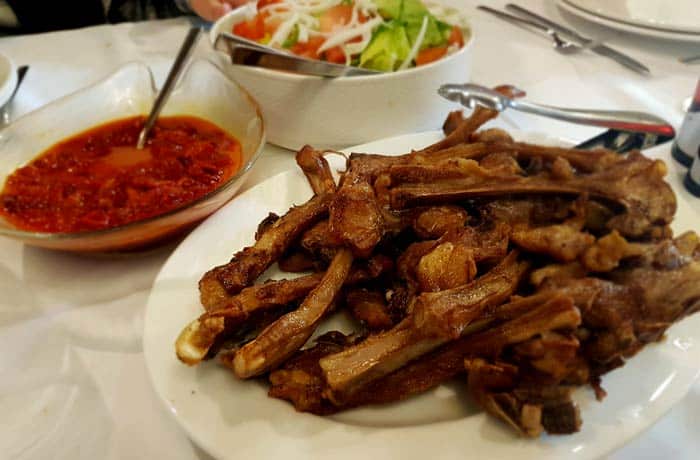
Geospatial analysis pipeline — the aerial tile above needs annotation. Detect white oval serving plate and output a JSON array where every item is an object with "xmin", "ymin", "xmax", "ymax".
[{"xmin": 144, "ymin": 130, "xmax": 700, "ymax": 460}]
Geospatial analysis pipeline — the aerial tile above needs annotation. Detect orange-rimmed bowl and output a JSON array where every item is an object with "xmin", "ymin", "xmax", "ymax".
[{"xmin": 0, "ymin": 59, "xmax": 265, "ymax": 252}]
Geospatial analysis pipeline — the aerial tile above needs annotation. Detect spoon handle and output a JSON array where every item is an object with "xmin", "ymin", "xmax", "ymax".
[
  {"xmin": 510, "ymin": 100, "xmax": 675, "ymax": 137},
  {"xmin": 137, "ymin": 26, "xmax": 202, "ymax": 149}
]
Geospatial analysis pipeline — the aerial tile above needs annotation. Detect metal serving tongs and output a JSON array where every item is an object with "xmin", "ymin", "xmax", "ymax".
[
  {"xmin": 438, "ymin": 83, "xmax": 675, "ymax": 153},
  {"xmin": 213, "ymin": 32, "xmax": 380, "ymax": 78}
]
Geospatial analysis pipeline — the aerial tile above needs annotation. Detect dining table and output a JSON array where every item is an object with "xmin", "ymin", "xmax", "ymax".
[{"xmin": 1, "ymin": 1, "xmax": 699, "ymax": 459}]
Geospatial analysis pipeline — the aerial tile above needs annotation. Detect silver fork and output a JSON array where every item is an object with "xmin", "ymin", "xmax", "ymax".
[{"xmin": 477, "ymin": 6, "xmax": 597, "ymax": 55}]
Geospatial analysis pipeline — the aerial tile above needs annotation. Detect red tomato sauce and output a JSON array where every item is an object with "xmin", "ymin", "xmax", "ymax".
[{"xmin": 0, "ymin": 115, "xmax": 243, "ymax": 233}]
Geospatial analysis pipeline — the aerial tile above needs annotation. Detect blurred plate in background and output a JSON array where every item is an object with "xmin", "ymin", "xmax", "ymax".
[
  {"xmin": 562, "ymin": 0, "xmax": 700, "ymax": 34},
  {"xmin": 559, "ymin": 0, "xmax": 700, "ymax": 42}
]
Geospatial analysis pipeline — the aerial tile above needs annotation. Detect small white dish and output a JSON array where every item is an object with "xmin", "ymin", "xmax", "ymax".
[
  {"xmin": 558, "ymin": 0, "xmax": 700, "ymax": 42},
  {"xmin": 0, "ymin": 53, "xmax": 17, "ymax": 109},
  {"xmin": 143, "ymin": 130, "xmax": 700, "ymax": 460},
  {"xmin": 209, "ymin": 3, "xmax": 473, "ymax": 150}
]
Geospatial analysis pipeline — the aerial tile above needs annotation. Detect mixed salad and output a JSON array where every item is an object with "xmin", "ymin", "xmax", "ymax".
[{"xmin": 232, "ymin": 0, "xmax": 469, "ymax": 71}]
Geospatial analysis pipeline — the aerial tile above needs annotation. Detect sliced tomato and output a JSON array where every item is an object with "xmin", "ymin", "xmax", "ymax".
[
  {"xmin": 233, "ymin": 14, "xmax": 266, "ymax": 41},
  {"xmin": 324, "ymin": 46, "xmax": 346, "ymax": 64},
  {"xmin": 290, "ymin": 36, "xmax": 326, "ymax": 59},
  {"xmin": 264, "ymin": 13, "xmax": 282, "ymax": 35},
  {"xmin": 415, "ymin": 46, "xmax": 448, "ymax": 66},
  {"xmin": 319, "ymin": 4, "xmax": 354, "ymax": 33},
  {"xmin": 448, "ymin": 26, "xmax": 464, "ymax": 48},
  {"xmin": 257, "ymin": 0, "xmax": 281, "ymax": 8}
]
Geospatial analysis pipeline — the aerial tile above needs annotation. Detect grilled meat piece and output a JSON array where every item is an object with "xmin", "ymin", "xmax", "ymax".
[
  {"xmin": 442, "ymin": 110, "xmax": 465, "ymax": 136},
  {"xmin": 512, "ymin": 224, "xmax": 595, "ymax": 262},
  {"xmin": 342, "ymin": 294, "xmax": 580, "ymax": 409},
  {"xmin": 200, "ymin": 193, "xmax": 332, "ymax": 304},
  {"xmin": 278, "ymin": 250, "xmax": 319, "ymax": 272},
  {"xmin": 530, "ymin": 262, "xmax": 587, "ymax": 287},
  {"xmin": 345, "ymin": 288, "xmax": 395, "ymax": 331},
  {"xmin": 418, "ymin": 105, "xmax": 499, "ymax": 155},
  {"xmin": 319, "ymin": 252, "xmax": 528, "ymax": 401},
  {"xmin": 390, "ymin": 152, "xmax": 675, "ymax": 239},
  {"xmin": 466, "ymin": 359, "xmax": 545, "ymax": 437},
  {"xmin": 466, "ymin": 359, "xmax": 582, "ymax": 438},
  {"xmin": 416, "ymin": 241, "xmax": 477, "ymax": 292},
  {"xmin": 178, "ymin": 254, "xmax": 396, "ymax": 366},
  {"xmin": 481, "ymin": 197, "xmax": 575, "ymax": 228},
  {"xmin": 471, "ymin": 128, "xmax": 514, "ymax": 144},
  {"xmin": 268, "ymin": 293, "xmax": 579, "ymax": 413},
  {"xmin": 540, "ymin": 233, "xmax": 700, "ymax": 369},
  {"xmin": 229, "ymin": 249, "xmax": 354, "ymax": 378},
  {"xmin": 268, "ymin": 331, "xmax": 361, "ymax": 415},
  {"xmin": 412, "ymin": 205, "xmax": 469, "ymax": 239},
  {"xmin": 296, "ymin": 145, "xmax": 336, "ymax": 195},
  {"xmin": 581, "ymin": 230, "xmax": 643, "ymax": 272},
  {"xmin": 255, "ymin": 212, "xmax": 280, "ymax": 240},
  {"xmin": 177, "ymin": 273, "xmax": 324, "ymax": 365},
  {"xmin": 512, "ymin": 331, "xmax": 581, "ymax": 381},
  {"xmin": 398, "ymin": 223, "xmax": 510, "ymax": 293},
  {"xmin": 300, "ymin": 220, "xmax": 340, "ymax": 261},
  {"xmin": 330, "ymin": 174, "xmax": 385, "ymax": 258}
]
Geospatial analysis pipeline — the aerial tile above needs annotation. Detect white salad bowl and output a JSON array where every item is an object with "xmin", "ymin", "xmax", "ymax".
[{"xmin": 210, "ymin": 2, "xmax": 472, "ymax": 150}]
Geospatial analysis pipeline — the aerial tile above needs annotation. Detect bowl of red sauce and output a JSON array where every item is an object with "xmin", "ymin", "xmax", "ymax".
[{"xmin": 0, "ymin": 59, "xmax": 265, "ymax": 252}]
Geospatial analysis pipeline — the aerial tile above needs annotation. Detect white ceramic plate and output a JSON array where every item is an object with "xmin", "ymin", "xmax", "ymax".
[
  {"xmin": 561, "ymin": 0, "xmax": 700, "ymax": 34},
  {"xmin": 0, "ymin": 53, "xmax": 17, "ymax": 109},
  {"xmin": 143, "ymin": 131, "xmax": 700, "ymax": 460},
  {"xmin": 558, "ymin": 0, "xmax": 700, "ymax": 42}
]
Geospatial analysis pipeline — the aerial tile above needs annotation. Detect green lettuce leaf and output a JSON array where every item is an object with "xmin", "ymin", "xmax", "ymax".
[
  {"xmin": 373, "ymin": 0, "xmax": 402, "ymax": 19},
  {"xmin": 375, "ymin": 0, "xmax": 451, "ymax": 49},
  {"xmin": 399, "ymin": 0, "xmax": 428, "ymax": 22},
  {"xmin": 282, "ymin": 24, "xmax": 299, "ymax": 48},
  {"xmin": 405, "ymin": 16, "xmax": 450, "ymax": 48},
  {"xmin": 359, "ymin": 20, "xmax": 411, "ymax": 71}
]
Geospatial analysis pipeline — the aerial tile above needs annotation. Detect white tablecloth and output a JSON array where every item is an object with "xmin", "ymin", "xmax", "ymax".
[{"xmin": 1, "ymin": 1, "xmax": 699, "ymax": 459}]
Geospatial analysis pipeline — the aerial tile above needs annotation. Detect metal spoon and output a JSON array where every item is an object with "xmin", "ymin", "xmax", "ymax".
[
  {"xmin": 136, "ymin": 26, "xmax": 202, "ymax": 149},
  {"xmin": 1, "ymin": 65, "xmax": 29, "ymax": 126}
]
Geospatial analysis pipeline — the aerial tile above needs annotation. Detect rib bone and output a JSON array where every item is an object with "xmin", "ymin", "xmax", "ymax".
[
  {"xmin": 200, "ymin": 193, "xmax": 331, "ymax": 303},
  {"xmin": 229, "ymin": 249, "xmax": 353, "ymax": 378},
  {"xmin": 319, "ymin": 251, "xmax": 528, "ymax": 400}
]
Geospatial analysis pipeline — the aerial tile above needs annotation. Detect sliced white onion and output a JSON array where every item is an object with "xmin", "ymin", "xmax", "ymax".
[
  {"xmin": 297, "ymin": 12, "xmax": 320, "ymax": 30},
  {"xmin": 317, "ymin": 15, "xmax": 383, "ymax": 53},
  {"xmin": 298, "ymin": 23, "xmax": 309, "ymax": 42},
  {"xmin": 268, "ymin": 12, "xmax": 300, "ymax": 47},
  {"xmin": 427, "ymin": 3, "xmax": 470, "ymax": 29},
  {"xmin": 398, "ymin": 14, "xmax": 428, "ymax": 70},
  {"xmin": 343, "ymin": 40, "xmax": 366, "ymax": 56},
  {"xmin": 348, "ymin": 4, "xmax": 359, "ymax": 27}
]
